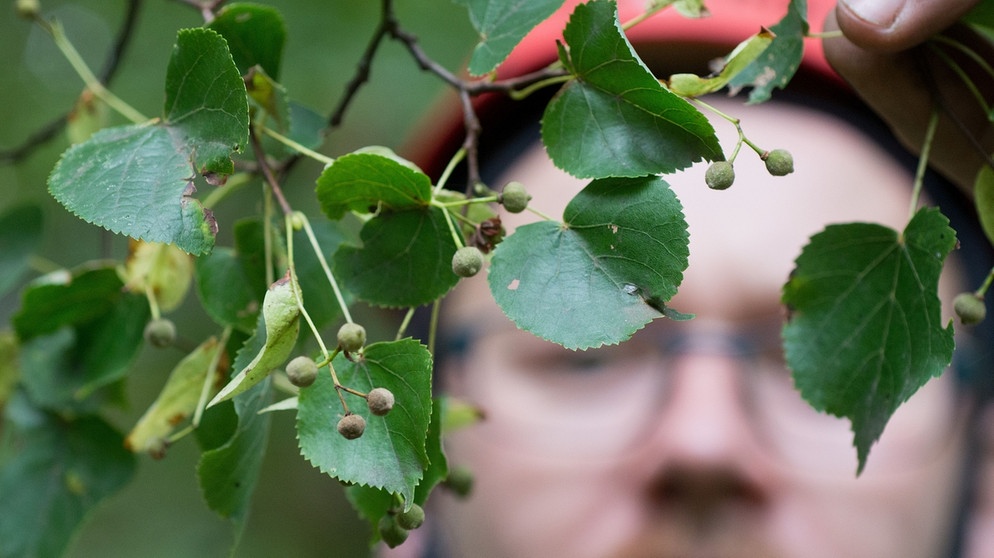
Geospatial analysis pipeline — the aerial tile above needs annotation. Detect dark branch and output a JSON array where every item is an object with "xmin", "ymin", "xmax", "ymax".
[{"xmin": 328, "ymin": 0, "xmax": 393, "ymax": 128}]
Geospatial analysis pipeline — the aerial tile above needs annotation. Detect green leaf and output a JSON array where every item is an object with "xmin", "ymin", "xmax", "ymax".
[
  {"xmin": 0, "ymin": 392, "xmax": 136, "ymax": 558},
  {"xmin": 334, "ymin": 207, "xmax": 460, "ymax": 308},
  {"xmin": 292, "ymin": 219, "xmax": 351, "ymax": 328},
  {"xmin": 297, "ymin": 339, "xmax": 433, "ymax": 504},
  {"xmin": 245, "ymin": 66, "xmax": 291, "ymax": 131},
  {"xmin": 209, "ymin": 273, "xmax": 300, "ymax": 405},
  {"xmin": 18, "ymin": 294, "xmax": 148, "ymax": 411},
  {"xmin": 489, "ymin": 176, "xmax": 689, "ymax": 349},
  {"xmin": 974, "ymin": 164, "xmax": 994, "ymax": 245},
  {"xmin": 49, "ymin": 28, "xmax": 248, "ymax": 255},
  {"xmin": 13, "ymin": 265, "xmax": 123, "ymax": 340},
  {"xmin": 208, "ymin": 2, "xmax": 286, "ymax": 78},
  {"xmin": 126, "ymin": 337, "xmax": 226, "ymax": 456},
  {"xmin": 726, "ymin": 0, "xmax": 808, "ymax": 103},
  {"xmin": 197, "ymin": 379, "xmax": 272, "ymax": 533},
  {"xmin": 163, "ymin": 28, "xmax": 250, "ymax": 177},
  {"xmin": 964, "ymin": 0, "xmax": 994, "ymax": 39},
  {"xmin": 667, "ymin": 29, "xmax": 775, "ymax": 97},
  {"xmin": 782, "ymin": 208, "xmax": 957, "ymax": 473},
  {"xmin": 195, "ymin": 246, "xmax": 262, "ymax": 331},
  {"xmin": 345, "ymin": 395, "xmax": 448, "ymax": 545},
  {"xmin": 12, "ymin": 263, "xmax": 148, "ymax": 404},
  {"xmin": 316, "ymin": 151, "xmax": 433, "ymax": 220},
  {"xmin": 541, "ymin": 0, "xmax": 722, "ymax": 178},
  {"xmin": 454, "ymin": 0, "xmax": 565, "ymax": 76},
  {"xmin": 0, "ymin": 204, "xmax": 43, "ymax": 298}
]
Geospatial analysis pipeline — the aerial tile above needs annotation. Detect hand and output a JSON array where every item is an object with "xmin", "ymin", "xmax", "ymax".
[{"xmin": 823, "ymin": 0, "xmax": 994, "ymax": 192}]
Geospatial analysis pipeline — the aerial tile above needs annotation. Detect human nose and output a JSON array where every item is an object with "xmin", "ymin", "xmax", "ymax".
[
  {"xmin": 633, "ymin": 352, "xmax": 772, "ymax": 512},
  {"xmin": 651, "ymin": 353, "xmax": 758, "ymax": 464}
]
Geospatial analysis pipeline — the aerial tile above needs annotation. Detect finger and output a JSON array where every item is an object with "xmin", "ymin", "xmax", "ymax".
[
  {"xmin": 823, "ymin": 10, "xmax": 994, "ymax": 192},
  {"xmin": 835, "ymin": 0, "xmax": 981, "ymax": 51}
]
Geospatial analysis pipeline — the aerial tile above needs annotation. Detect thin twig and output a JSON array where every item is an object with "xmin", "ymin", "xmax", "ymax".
[
  {"xmin": 250, "ymin": 128, "xmax": 294, "ymax": 216},
  {"xmin": 1, "ymin": 0, "xmax": 144, "ymax": 163},
  {"xmin": 328, "ymin": 0, "xmax": 393, "ymax": 128}
]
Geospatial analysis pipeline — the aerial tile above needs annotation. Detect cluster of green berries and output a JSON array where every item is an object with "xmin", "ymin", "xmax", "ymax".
[
  {"xmin": 335, "ymin": 386, "xmax": 395, "ymax": 439},
  {"xmin": 379, "ymin": 503, "xmax": 426, "ymax": 548},
  {"xmin": 704, "ymin": 148, "xmax": 794, "ymax": 190}
]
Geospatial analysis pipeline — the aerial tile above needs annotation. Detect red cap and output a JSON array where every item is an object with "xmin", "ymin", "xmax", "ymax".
[{"xmin": 410, "ymin": 0, "xmax": 843, "ymax": 179}]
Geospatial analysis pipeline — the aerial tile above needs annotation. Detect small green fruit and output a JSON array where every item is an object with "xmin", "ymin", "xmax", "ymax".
[
  {"xmin": 452, "ymin": 246, "xmax": 484, "ymax": 278},
  {"xmin": 763, "ymin": 149, "xmax": 794, "ymax": 176},
  {"xmin": 144, "ymin": 318, "xmax": 176, "ymax": 348},
  {"xmin": 337, "ymin": 322, "xmax": 366, "ymax": 352},
  {"xmin": 367, "ymin": 387, "xmax": 395, "ymax": 416},
  {"xmin": 954, "ymin": 292, "xmax": 986, "ymax": 325},
  {"xmin": 444, "ymin": 465, "xmax": 474, "ymax": 498},
  {"xmin": 378, "ymin": 514, "xmax": 409, "ymax": 548},
  {"xmin": 337, "ymin": 413, "xmax": 366, "ymax": 440},
  {"xmin": 285, "ymin": 356, "xmax": 318, "ymax": 388},
  {"xmin": 16, "ymin": 0, "xmax": 40, "ymax": 19},
  {"xmin": 705, "ymin": 161, "xmax": 735, "ymax": 190},
  {"xmin": 396, "ymin": 503, "xmax": 425, "ymax": 530},
  {"xmin": 500, "ymin": 181, "xmax": 531, "ymax": 213}
]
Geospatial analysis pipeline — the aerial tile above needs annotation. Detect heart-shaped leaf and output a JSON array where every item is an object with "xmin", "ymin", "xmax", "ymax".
[
  {"xmin": 49, "ymin": 28, "xmax": 249, "ymax": 255},
  {"xmin": 316, "ymin": 151, "xmax": 433, "ymax": 220},
  {"xmin": 489, "ymin": 175, "xmax": 689, "ymax": 349},
  {"xmin": 782, "ymin": 207, "xmax": 957, "ymax": 473},
  {"xmin": 542, "ymin": 0, "xmax": 722, "ymax": 178},
  {"xmin": 297, "ymin": 339, "xmax": 433, "ymax": 504},
  {"xmin": 454, "ymin": 0, "xmax": 565, "ymax": 76}
]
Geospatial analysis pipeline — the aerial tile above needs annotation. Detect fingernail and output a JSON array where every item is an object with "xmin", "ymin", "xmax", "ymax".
[{"xmin": 839, "ymin": 0, "xmax": 902, "ymax": 28}]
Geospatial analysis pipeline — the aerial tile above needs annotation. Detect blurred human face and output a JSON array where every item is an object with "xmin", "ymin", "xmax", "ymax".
[{"xmin": 435, "ymin": 97, "xmax": 971, "ymax": 558}]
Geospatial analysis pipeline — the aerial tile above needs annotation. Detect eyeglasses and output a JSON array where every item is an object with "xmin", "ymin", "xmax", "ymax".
[{"xmin": 440, "ymin": 319, "xmax": 965, "ymax": 476}]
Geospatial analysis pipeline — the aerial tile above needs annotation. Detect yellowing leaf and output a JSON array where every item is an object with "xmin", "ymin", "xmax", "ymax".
[
  {"xmin": 125, "ymin": 337, "xmax": 227, "ymax": 456},
  {"xmin": 667, "ymin": 28, "xmax": 775, "ymax": 98},
  {"xmin": 208, "ymin": 272, "xmax": 300, "ymax": 406},
  {"xmin": 121, "ymin": 240, "xmax": 194, "ymax": 312}
]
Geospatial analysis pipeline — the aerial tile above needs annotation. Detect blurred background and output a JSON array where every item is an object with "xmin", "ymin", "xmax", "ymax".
[{"xmin": 0, "ymin": 1, "xmax": 477, "ymax": 556}]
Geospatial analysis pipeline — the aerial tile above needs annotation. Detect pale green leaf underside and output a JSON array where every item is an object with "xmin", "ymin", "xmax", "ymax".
[
  {"xmin": 489, "ymin": 176, "xmax": 689, "ymax": 349},
  {"xmin": 782, "ymin": 208, "xmax": 956, "ymax": 473},
  {"xmin": 210, "ymin": 275, "xmax": 300, "ymax": 405},
  {"xmin": 455, "ymin": 0, "xmax": 565, "ymax": 76},
  {"xmin": 48, "ymin": 28, "xmax": 248, "ymax": 255},
  {"xmin": 49, "ymin": 125, "xmax": 217, "ymax": 254}
]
